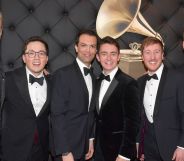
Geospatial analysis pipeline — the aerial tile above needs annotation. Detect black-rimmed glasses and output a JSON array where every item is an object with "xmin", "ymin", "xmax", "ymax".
[{"xmin": 25, "ymin": 50, "xmax": 47, "ymax": 58}]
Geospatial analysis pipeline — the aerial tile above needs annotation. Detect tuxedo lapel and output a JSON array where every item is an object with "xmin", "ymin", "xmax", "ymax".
[
  {"xmin": 96, "ymin": 80, "xmax": 102, "ymax": 114},
  {"xmin": 139, "ymin": 75, "xmax": 147, "ymax": 105},
  {"xmin": 74, "ymin": 61, "xmax": 89, "ymax": 109},
  {"xmin": 38, "ymin": 75, "xmax": 51, "ymax": 116},
  {"xmin": 13, "ymin": 67, "xmax": 35, "ymax": 115},
  {"xmin": 153, "ymin": 67, "xmax": 168, "ymax": 117},
  {"xmin": 88, "ymin": 72, "xmax": 96, "ymax": 112},
  {"xmin": 101, "ymin": 79, "xmax": 118, "ymax": 110}
]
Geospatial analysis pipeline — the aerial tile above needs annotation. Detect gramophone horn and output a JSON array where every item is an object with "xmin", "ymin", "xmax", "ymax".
[{"xmin": 96, "ymin": 0, "xmax": 162, "ymax": 41}]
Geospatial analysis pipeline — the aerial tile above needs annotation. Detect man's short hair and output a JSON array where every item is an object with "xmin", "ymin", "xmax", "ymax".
[
  {"xmin": 75, "ymin": 29, "xmax": 98, "ymax": 45},
  {"xmin": 22, "ymin": 36, "xmax": 49, "ymax": 56},
  {"xmin": 97, "ymin": 36, "xmax": 120, "ymax": 53},
  {"xmin": 141, "ymin": 37, "xmax": 164, "ymax": 54}
]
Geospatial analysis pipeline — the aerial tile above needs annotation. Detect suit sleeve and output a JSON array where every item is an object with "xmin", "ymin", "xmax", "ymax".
[
  {"xmin": 136, "ymin": 77, "xmax": 146, "ymax": 157},
  {"xmin": 177, "ymin": 75, "xmax": 184, "ymax": 147},
  {"xmin": 119, "ymin": 79, "xmax": 141, "ymax": 158},
  {"xmin": 50, "ymin": 70, "xmax": 71, "ymax": 156}
]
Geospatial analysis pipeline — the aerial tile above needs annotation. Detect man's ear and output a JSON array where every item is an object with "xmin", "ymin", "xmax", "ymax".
[
  {"xmin": 22, "ymin": 55, "xmax": 26, "ymax": 63},
  {"xmin": 75, "ymin": 45, "xmax": 78, "ymax": 53},
  {"xmin": 96, "ymin": 54, "xmax": 100, "ymax": 62}
]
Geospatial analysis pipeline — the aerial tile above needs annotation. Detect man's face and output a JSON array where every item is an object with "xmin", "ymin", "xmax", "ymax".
[
  {"xmin": 97, "ymin": 43, "xmax": 120, "ymax": 74},
  {"xmin": 22, "ymin": 41, "xmax": 48, "ymax": 76},
  {"xmin": 75, "ymin": 34, "xmax": 97, "ymax": 67},
  {"xmin": 142, "ymin": 43, "xmax": 164, "ymax": 73},
  {"xmin": 182, "ymin": 40, "xmax": 184, "ymax": 49}
]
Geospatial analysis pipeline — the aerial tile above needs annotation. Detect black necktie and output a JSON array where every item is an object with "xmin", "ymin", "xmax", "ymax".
[
  {"xmin": 29, "ymin": 74, "xmax": 44, "ymax": 86},
  {"xmin": 83, "ymin": 67, "xmax": 93, "ymax": 76},
  {"xmin": 146, "ymin": 73, "xmax": 158, "ymax": 81},
  {"xmin": 99, "ymin": 73, "xmax": 111, "ymax": 82}
]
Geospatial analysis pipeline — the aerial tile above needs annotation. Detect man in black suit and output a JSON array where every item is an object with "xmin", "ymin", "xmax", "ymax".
[
  {"xmin": 138, "ymin": 37, "xmax": 184, "ymax": 161},
  {"xmin": 183, "ymin": 32, "xmax": 184, "ymax": 49},
  {"xmin": 50, "ymin": 30, "xmax": 98, "ymax": 161},
  {"xmin": 182, "ymin": 32, "xmax": 184, "ymax": 53},
  {"xmin": 1, "ymin": 36, "xmax": 50, "ymax": 161},
  {"xmin": 94, "ymin": 36, "xmax": 140, "ymax": 161}
]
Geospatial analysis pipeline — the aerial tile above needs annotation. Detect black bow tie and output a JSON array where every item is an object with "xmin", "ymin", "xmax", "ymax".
[
  {"xmin": 29, "ymin": 74, "xmax": 44, "ymax": 85},
  {"xmin": 99, "ymin": 73, "xmax": 111, "ymax": 82},
  {"xmin": 83, "ymin": 67, "xmax": 93, "ymax": 76},
  {"xmin": 146, "ymin": 73, "xmax": 158, "ymax": 81}
]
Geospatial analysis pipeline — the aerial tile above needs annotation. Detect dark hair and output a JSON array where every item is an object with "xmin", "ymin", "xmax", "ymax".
[
  {"xmin": 75, "ymin": 29, "xmax": 98, "ymax": 45},
  {"xmin": 97, "ymin": 36, "xmax": 120, "ymax": 53},
  {"xmin": 22, "ymin": 36, "xmax": 49, "ymax": 56},
  {"xmin": 141, "ymin": 37, "xmax": 164, "ymax": 53}
]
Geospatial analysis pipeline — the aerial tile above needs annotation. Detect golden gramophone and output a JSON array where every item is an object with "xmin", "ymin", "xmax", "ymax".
[{"xmin": 96, "ymin": 0, "xmax": 163, "ymax": 62}]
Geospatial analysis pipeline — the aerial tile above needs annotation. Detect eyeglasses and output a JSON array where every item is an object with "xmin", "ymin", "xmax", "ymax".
[{"xmin": 25, "ymin": 50, "xmax": 47, "ymax": 58}]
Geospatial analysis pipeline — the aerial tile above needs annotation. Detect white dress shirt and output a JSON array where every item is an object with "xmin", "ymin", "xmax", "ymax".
[
  {"xmin": 26, "ymin": 67, "xmax": 47, "ymax": 116},
  {"xmin": 143, "ymin": 63, "xmax": 163, "ymax": 123},
  {"xmin": 99, "ymin": 67, "xmax": 118, "ymax": 109},
  {"xmin": 76, "ymin": 58, "xmax": 92, "ymax": 110}
]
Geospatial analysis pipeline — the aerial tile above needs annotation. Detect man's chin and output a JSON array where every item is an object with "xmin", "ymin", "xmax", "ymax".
[{"xmin": 31, "ymin": 69, "xmax": 43, "ymax": 75}]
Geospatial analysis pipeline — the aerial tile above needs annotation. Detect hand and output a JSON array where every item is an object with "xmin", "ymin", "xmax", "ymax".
[
  {"xmin": 136, "ymin": 143, "xmax": 139, "ymax": 158},
  {"xmin": 61, "ymin": 152, "xmax": 74, "ymax": 161},
  {"xmin": 85, "ymin": 139, "xmax": 94, "ymax": 160},
  {"xmin": 115, "ymin": 156, "xmax": 128, "ymax": 161},
  {"xmin": 139, "ymin": 154, "xmax": 145, "ymax": 161},
  {"xmin": 172, "ymin": 148, "xmax": 184, "ymax": 161}
]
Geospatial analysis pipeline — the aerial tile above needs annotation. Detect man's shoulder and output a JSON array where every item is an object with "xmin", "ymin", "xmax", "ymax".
[
  {"xmin": 166, "ymin": 67, "xmax": 184, "ymax": 82},
  {"xmin": 5, "ymin": 67, "xmax": 25, "ymax": 77},
  {"xmin": 165, "ymin": 66, "xmax": 182, "ymax": 76},
  {"xmin": 137, "ymin": 72, "xmax": 147, "ymax": 81},
  {"xmin": 115, "ymin": 69, "xmax": 138, "ymax": 87},
  {"xmin": 56, "ymin": 61, "xmax": 76, "ymax": 72},
  {"xmin": 176, "ymin": 64, "xmax": 184, "ymax": 72},
  {"xmin": 136, "ymin": 73, "xmax": 147, "ymax": 87},
  {"xmin": 53, "ymin": 62, "xmax": 77, "ymax": 79}
]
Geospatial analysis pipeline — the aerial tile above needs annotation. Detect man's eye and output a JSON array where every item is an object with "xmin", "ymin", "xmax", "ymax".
[
  {"xmin": 111, "ymin": 52, "xmax": 117, "ymax": 56},
  {"xmin": 145, "ymin": 52, "xmax": 150, "ymax": 55},
  {"xmin": 90, "ymin": 45, "xmax": 96, "ymax": 48},
  {"xmin": 29, "ymin": 52, "xmax": 35, "ymax": 55},
  {"xmin": 100, "ymin": 52, "xmax": 106, "ymax": 56},
  {"xmin": 154, "ymin": 51, "xmax": 160, "ymax": 54},
  {"xmin": 81, "ymin": 44, "xmax": 87, "ymax": 47},
  {"xmin": 39, "ymin": 52, "xmax": 45, "ymax": 56}
]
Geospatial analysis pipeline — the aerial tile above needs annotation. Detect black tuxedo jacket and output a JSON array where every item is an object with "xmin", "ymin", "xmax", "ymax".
[
  {"xmin": 1, "ymin": 67, "xmax": 51, "ymax": 161},
  {"xmin": 138, "ymin": 66, "xmax": 184, "ymax": 161},
  {"xmin": 50, "ymin": 61, "xmax": 96, "ymax": 159},
  {"xmin": 95, "ymin": 69, "xmax": 140, "ymax": 161}
]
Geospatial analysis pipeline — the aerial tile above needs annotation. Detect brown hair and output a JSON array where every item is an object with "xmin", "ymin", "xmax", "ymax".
[
  {"xmin": 97, "ymin": 36, "xmax": 120, "ymax": 54},
  {"xmin": 141, "ymin": 37, "xmax": 164, "ymax": 53},
  {"xmin": 75, "ymin": 29, "xmax": 98, "ymax": 46},
  {"xmin": 22, "ymin": 36, "xmax": 49, "ymax": 56}
]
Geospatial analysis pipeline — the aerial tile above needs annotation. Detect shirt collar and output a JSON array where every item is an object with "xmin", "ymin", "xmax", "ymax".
[
  {"xmin": 148, "ymin": 63, "xmax": 164, "ymax": 80},
  {"xmin": 76, "ymin": 57, "xmax": 91, "ymax": 76},
  {"xmin": 26, "ymin": 66, "xmax": 44, "ymax": 84},
  {"xmin": 103, "ymin": 66, "xmax": 118, "ymax": 82}
]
